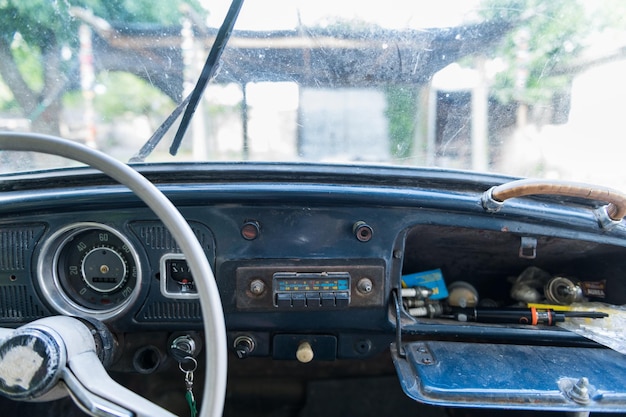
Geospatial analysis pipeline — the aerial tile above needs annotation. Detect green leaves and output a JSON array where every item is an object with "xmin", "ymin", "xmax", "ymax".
[
  {"xmin": 385, "ymin": 85, "xmax": 418, "ymax": 160},
  {"xmin": 0, "ymin": 0, "xmax": 206, "ymax": 133},
  {"xmin": 482, "ymin": 0, "xmax": 626, "ymax": 108},
  {"xmin": 93, "ymin": 72, "xmax": 174, "ymax": 121},
  {"xmin": 0, "ymin": 1, "xmax": 74, "ymax": 47},
  {"xmin": 482, "ymin": 0, "xmax": 587, "ymax": 105}
]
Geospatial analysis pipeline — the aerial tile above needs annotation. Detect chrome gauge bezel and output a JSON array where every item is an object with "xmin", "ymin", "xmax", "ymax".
[
  {"xmin": 160, "ymin": 253, "xmax": 199, "ymax": 299},
  {"xmin": 37, "ymin": 222, "xmax": 143, "ymax": 321}
]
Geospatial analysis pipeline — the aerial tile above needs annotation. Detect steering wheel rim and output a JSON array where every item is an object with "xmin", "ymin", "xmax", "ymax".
[{"xmin": 0, "ymin": 132, "xmax": 227, "ymax": 417}]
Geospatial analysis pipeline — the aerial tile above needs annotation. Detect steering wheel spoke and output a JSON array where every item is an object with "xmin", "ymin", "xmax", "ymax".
[
  {"xmin": 64, "ymin": 351, "xmax": 176, "ymax": 417},
  {"xmin": 0, "ymin": 328, "xmax": 12, "ymax": 340},
  {"xmin": 0, "ymin": 132, "xmax": 227, "ymax": 417},
  {"xmin": 0, "ymin": 317, "xmax": 175, "ymax": 417}
]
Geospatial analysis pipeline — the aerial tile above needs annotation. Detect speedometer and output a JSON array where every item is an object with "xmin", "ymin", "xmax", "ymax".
[
  {"xmin": 56, "ymin": 228, "xmax": 138, "ymax": 311},
  {"xmin": 38, "ymin": 222, "xmax": 142, "ymax": 320}
]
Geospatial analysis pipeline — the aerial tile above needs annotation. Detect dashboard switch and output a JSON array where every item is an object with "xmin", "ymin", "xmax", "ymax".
[
  {"xmin": 335, "ymin": 291, "xmax": 350, "ymax": 307},
  {"xmin": 321, "ymin": 292, "xmax": 335, "ymax": 307},
  {"xmin": 296, "ymin": 341, "xmax": 314, "ymax": 363},
  {"xmin": 273, "ymin": 334, "xmax": 337, "ymax": 361},
  {"xmin": 291, "ymin": 292, "xmax": 306, "ymax": 308},
  {"xmin": 306, "ymin": 292, "xmax": 321, "ymax": 307},
  {"xmin": 276, "ymin": 293, "xmax": 292, "ymax": 307},
  {"xmin": 353, "ymin": 221, "xmax": 373, "ymax": 242},
  {"xmin": 233, "ymin": 335, "xmax": 256, "ymax": 359}
]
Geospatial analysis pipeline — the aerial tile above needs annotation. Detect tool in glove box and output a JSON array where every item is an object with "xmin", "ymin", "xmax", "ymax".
[{"xmin": 445, "ymin": 306, "xmax": 608, "ymax": 326}]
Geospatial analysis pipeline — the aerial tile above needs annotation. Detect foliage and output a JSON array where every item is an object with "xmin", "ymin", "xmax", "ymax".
[
  {"xmin": 481, "ymin": 0, "xmax": 626, "ymax": 107},
  {"xmin": 93, "ymin": 72, "xmax": 174, "ymax": 121},
  {"xmin": 0, "ymin": 0, "xmax": 203, "ymax": 45},
  {"xmin": 480, "ymin": 0, "xmax": 589, "ymax": 105},
  {"xmin": 0, "ymin": 0, "xmax": 75, "ymax": 48},
  {"xmin": 0, "ymin": 82, "xmax": 17, "ymax": 112},
  {"xmin": 385, "ymin": 85, "xmax": 418, "ymax": 160},
  {"xmin": 0, "ymin": 0, "xmax": 206, "ymax": 133},
  {"xmin": 9, "ymin": 34, "xmax": 44, "ymax": 92},
  {"xmin": 81, "ymin": 0, "xmax": 198, "ymax": 26},
  {"xmin": 0, "ymin": 34, "xmax": 43, "ymax": 113}
]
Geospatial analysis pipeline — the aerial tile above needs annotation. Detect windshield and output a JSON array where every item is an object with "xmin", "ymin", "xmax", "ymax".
[{"xmin": 1, "ymin": 1, "xmax": 625, "ymax": 188}]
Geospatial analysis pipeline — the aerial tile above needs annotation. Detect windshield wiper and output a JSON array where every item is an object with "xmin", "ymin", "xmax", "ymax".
[
  {"xmin": 129, "ymin": 0, "xmax": 244, "ymax": 163},
  {"xmin": 129, "ymin": 95, "xmax": 191, "ymax": 163}
]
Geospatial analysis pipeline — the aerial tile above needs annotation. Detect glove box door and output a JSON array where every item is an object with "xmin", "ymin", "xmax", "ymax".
[{"xmin": 392, "ymin": 340, "xmax": 626, "ymax": 412}]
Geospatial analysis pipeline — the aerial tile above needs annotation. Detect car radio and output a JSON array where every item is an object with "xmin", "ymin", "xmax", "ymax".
[{"xmin": 235, "ymin": 261, "xmax": 385, "ymax": 311}]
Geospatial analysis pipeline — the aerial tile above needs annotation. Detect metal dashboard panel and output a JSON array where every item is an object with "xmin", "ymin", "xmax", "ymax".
[
  {"xmin": 0, "ymin": 223, "xmax": 50, "ymax": 324},
  {"xmin": 392, "ymin": 340, "xmax": 626, "ymax": 412}
]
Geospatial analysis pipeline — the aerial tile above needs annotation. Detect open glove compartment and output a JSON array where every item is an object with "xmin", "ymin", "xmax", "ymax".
[{"xmin": 391, "ymin": 224, "xmax": 626, "ymax": 412}]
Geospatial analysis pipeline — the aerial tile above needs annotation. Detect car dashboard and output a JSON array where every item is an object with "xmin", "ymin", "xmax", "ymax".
[{"xmin": 2, "ymin": 162, "xmax": 626, "ymax": 416}]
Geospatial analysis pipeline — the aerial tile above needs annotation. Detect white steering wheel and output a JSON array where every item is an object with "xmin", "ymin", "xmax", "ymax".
[{"xmin": 0, "ymin": 132, "xmax": 227, "ymax": 417}]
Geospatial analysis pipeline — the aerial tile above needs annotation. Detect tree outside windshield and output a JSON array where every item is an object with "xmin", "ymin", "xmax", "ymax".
[{"xmin": 1, "ymin": 0, "xmax": 625, "ymax": 190}]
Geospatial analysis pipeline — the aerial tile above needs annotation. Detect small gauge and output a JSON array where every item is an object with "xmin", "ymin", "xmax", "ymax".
[
  {"xmin": 55, "ymin": 226, "xmax": 139, "ymax": 312},
  {"xmin": 160, "ymin": 254, "xmax": 198, "ymax": 299}
]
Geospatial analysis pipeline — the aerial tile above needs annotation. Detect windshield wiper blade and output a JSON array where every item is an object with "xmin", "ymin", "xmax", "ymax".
[
  {"xmin": 169, "ymin": 0, "xmax": 244, "ymax": 157},
  {"xmin": 129, "ymin": 0, "xmax": 244, "ymax": 163},
  {"xmin": 129, "ymin": 94, "xmax": 191, "ymax": 163}
]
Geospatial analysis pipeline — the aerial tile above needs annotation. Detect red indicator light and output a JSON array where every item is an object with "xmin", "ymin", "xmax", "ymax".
[{"xmin": 241, "ymin": 221, "xmax": 260, "ymax": 240}]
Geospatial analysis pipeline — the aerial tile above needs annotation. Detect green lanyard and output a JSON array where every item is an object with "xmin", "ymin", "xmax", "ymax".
[{"xmin": 180, "ymin": 356, "xmax": 198, "ymax": 417}]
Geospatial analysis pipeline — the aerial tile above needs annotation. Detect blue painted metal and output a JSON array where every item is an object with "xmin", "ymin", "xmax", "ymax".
[{"xmin": 392, "ymin": 340, "xmax": 626, "ymax": 411}]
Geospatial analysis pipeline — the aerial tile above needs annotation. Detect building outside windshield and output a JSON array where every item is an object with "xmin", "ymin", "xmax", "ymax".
[{"xmin": 0, "ymin": 0, "xmax": 625, "ymax": 190}]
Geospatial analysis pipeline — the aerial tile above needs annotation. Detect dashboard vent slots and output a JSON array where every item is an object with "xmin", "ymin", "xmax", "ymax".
[
  {"xmin": 0, "ymin": 285, "xmax": 47, "ymax": 321},
  {"xmin": 0, "ymin": 224, "xmax": 45, "ymax": 270},
  {"xmin": 130, "ymin": 222, "xmax": 210, "ymax": 252},
  {"xmin": 138, "ymin": 224, "xmax": 179, "ymax": 251},
  {"xmin": 128, "ymin": 221, "xmax": 214, "ymax": 323},
  {"xmin": 139, "ymin": 301, "xmax": 202, "ymax": 321}
]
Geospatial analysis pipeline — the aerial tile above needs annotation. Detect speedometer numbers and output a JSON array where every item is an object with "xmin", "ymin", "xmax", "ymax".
[
  {"xmin": 36, "ymin": 223, "xmax": 143, "ymax": 319},
  {"xmin": 57, "ymin": 228, "xmax": 138, "ymax": 311}
]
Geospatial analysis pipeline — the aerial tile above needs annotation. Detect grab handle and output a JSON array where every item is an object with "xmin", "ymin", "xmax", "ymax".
[{"xmin": 481, "ymin": 179, "xmax": 626, "ymax": 228}]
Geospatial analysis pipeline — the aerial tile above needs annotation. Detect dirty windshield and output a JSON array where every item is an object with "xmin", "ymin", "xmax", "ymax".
[{"xmin": 1, "ymin": 0, "xmax": 625, "ymax": 189}]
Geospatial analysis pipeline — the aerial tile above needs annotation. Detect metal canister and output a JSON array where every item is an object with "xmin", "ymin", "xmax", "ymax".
[{"xmin": 544, "ymin": 276, "xmax": 584, "ymax": 305}]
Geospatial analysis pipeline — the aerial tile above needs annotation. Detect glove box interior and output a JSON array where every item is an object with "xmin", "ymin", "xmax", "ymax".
[{"xmin": 391, "ymin": 224, "xmax": 626, "ymax": 412}]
